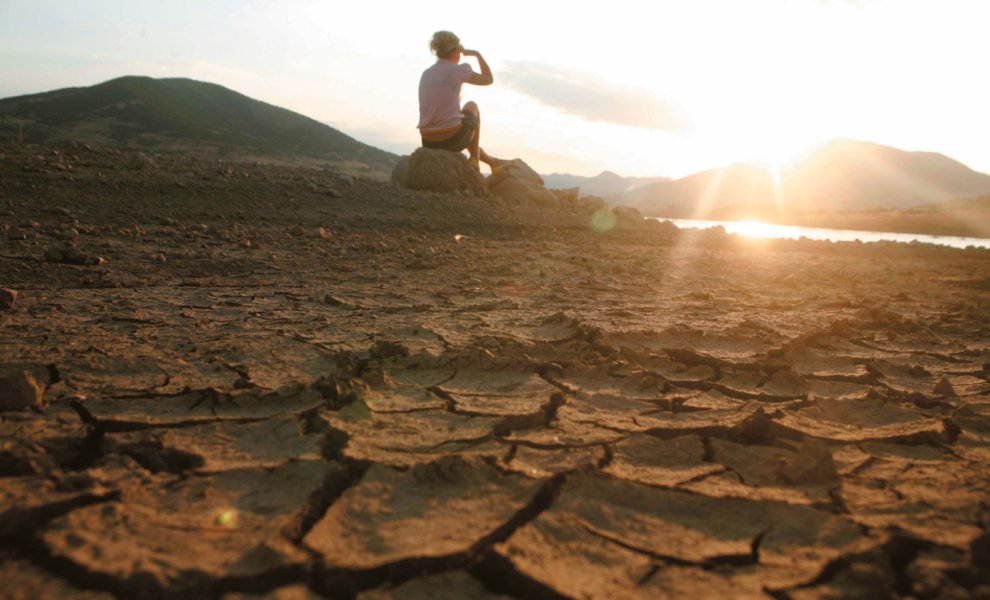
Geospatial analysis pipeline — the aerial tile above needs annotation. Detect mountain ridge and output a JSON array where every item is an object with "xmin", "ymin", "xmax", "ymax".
[
  {"xmin": 622, "ymin": 138, "xmax": 990, "ymax": 219},
  {"xmin": 0, "ymin": 76, "xmax": 398, "ymax": 176}
]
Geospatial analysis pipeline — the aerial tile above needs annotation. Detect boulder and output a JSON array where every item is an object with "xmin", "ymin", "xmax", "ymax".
[
  {"xmin": 486, "ymin": 158, "xmax": 558, "ymax": 210},
  {"xmin": 395, "ymin": 148, "xmax": 486, "ymax": 195},
  {"xmin": 550, "ymin": 187, "xmax": 580, "ymax": 204},
  {"xmin": 579, "ymin": 195, "xmax": 608, "ymax": 213},
  {"xmin": 390, "ymin": 155, "xmax": 410, "ymax": 185},
  {"xmin": 487, "ymin": 159, "xmax": 544, "ymax": 188},
  {"xmin": 612, "ymin": 206, "xmax": 647, "ymax": 228},
  {"xmin": 488, "ymin": 176, "xmax": 559, "ymax": 210}
]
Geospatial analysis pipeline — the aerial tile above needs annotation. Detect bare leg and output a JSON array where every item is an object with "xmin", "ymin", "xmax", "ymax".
[
  {"xmin": 479, "ymin": 148, "xmax": 509, "ymax": 169},
  {"xmin": 462, "ymin": 102, "xmax": 481, "ymax": 167}
]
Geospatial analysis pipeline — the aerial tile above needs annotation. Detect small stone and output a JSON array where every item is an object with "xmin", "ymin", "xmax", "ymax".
[
  {"xmin": 125, "ymin": 152, "xmax": 156, "ymax": 170},
  {"xmin": 318, "ymin": 227, "xmax": 334, "ymax": 240},
  {"xmin": 289, "ymin": 225, "xmax": 305, "ymax": 237},
  {"xmin": 933, "ymin": 377, "xmax": 956, "ymax": 396},
  {"xmin": 326, "ymin": 188, "xmax": 342, "ymax": 198},
  {"xmin": 0, "ymin": 371, "xmax": 43, "ymax": 411},
  {"xmin": 323, "ymin": 294, "xmax": 345, "ymax": 306},
  {"xmin": 61, "ymin": 247, "xmax": 104, "ymax": 266},
  {"xmin": 0, "ymin": 288, "xmax": 16, "ymax": 310},
  {"xmin": 338, "ymin": 174, "xmax": 355, "ymax": 186},
  {"xmin": 43, "ymin": 247, "xmax": 64, "ymax": 262},
  {"xmin": 59, "ymin": 228, "xmax": 80, "ymax": 240}
]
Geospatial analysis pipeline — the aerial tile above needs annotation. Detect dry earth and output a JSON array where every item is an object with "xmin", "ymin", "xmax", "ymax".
[{"xmin": 2, "ymin": 143, "xmax": 990, "ymax": 599}]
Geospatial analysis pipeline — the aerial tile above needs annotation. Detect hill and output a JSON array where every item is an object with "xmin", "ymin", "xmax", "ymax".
[
  {"xmin": 542, "ymin": 170, "xmax": 669, "ymax": 199},
  {"xmin": 624, "ymin": 139, "xmax": 990, "ymax": 220},
  {"xmin": 0, "ymin": 76, "xmax": 397, "ymax": 176}
]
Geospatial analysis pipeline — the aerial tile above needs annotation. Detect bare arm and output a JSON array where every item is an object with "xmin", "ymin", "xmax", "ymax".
[{"xmin": 463, "ymin": 49, "xmax": 493, "ymax": 86}]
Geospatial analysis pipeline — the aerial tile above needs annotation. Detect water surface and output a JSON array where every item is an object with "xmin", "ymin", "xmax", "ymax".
[{"xmin": 660, "ymin": 218, "xmax": 990, "ymax": 249}]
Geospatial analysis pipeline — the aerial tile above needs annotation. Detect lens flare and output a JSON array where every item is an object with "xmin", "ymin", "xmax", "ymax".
[
  {"xmin": 590, "ymin": 208, "xmax": 617, "ymax": 233},
  {"xmin": 215, "ymin": 509, "xmax": 238, "ymax": 528}
]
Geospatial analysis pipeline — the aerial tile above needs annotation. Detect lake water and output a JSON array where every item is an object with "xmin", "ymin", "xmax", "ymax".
[{"xmin": 659, "ymin": 218, "xmax": 990, "ymax": 250}]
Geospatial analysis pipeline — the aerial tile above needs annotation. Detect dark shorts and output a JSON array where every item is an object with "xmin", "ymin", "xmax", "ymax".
[{"xmin": 421, "ymin": 112, "xmax": 478, "ymax": 152}]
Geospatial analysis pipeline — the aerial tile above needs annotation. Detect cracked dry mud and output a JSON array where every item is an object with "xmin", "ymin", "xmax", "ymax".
[{"xmin": 2, "ymin": 143, "xmax": 990, "ymax": 599}]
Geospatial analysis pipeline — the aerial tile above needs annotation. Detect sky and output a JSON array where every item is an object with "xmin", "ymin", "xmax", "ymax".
[{"xmin": 1, "ymin": 0, "xmax": 988, "ymax": 178}]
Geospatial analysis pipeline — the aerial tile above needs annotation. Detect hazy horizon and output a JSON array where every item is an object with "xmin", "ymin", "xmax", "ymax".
[{"xmin": 2, "ymin": 0, "xmax": 988, "ymax": 178}]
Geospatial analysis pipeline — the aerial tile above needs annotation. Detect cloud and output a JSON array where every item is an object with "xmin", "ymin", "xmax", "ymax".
[{"xmin": 498, "ymin": 61, "xmax": 689, "ymax": 134}]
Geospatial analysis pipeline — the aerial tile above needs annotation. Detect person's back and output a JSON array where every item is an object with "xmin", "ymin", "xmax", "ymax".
[{"xmin": 418, "ymin": 60, "xmax": 473, "ymax": 133}]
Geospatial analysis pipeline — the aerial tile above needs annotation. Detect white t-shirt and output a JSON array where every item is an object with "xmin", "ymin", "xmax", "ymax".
[{"xmin": 417, "ymin": 60, "xmax": 473, "ymax": 132}]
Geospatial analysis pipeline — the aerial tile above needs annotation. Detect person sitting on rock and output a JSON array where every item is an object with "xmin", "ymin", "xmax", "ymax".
[{"xmin": 418, "ymin": 31, "xmax": 507, "ymax": 173}]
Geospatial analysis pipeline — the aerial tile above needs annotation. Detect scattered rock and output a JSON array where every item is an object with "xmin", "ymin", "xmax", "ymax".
[
  {"xmin": 0, "ymin": 287, "xmax": 16, "ymax": 310},
  {"xmin": 0, "ymin": 371, "xmax": 43, "ymax": 411}
]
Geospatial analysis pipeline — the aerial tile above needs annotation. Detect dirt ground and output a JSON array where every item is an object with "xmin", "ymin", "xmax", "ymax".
[{"xmin": 2, "ymin": 143, "xmax": 990, "ymax": 599}]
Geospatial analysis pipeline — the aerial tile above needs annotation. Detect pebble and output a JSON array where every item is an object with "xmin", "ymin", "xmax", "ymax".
[
  {"xmin": 289, "ymin": 225, "xmax": 305, "ymax": 237},
  {"xmin": 0, "ymin": 371, "xmax": 43, "ymax": 411},
  {"xmin": 43, "ymin": 247, "xmax": 64, "ymax": 262},
  {"xmin": 60, "ymin": 228, "xmax": 80, "ymax": 240},
  {"xmin": 0, "ymin": 288, "xmax": 17, "ymax": 310},
  {"xmin": 933, "ymin": 377, "xmax": 956, "ymax": 396},
  {"xmin": 326, "ymin": 188, "xmax": 343, "ymax": 198}
]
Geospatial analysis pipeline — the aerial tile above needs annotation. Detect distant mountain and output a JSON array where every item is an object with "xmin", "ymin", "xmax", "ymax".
[
  {"xmin": 542, "ymin": 170, "xmax": 669, "ymax": 200},
  {"xmin": 0, "ymin": 76, "xmax": 397, "ymax": 174},
  {"xmin": 623, "ymin": 139, "xmax": 990, "ymax": 220}
]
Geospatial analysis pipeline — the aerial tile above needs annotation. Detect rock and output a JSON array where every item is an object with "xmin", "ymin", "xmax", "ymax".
[
  {"xmin": 289, "ymin": 225, "xmax": 305, "ymax": 237},
  {"xmin": 0, "ymin": 287, "xmax": 16, "ymax": 310},
  {"xmin": 59, "ymin": 228, "xmax": 80, "ymax": 240},
  {"xmin": 43, "ymin": 247, "xmax": 64, "ymax": 262},
  {"xmin": 933, "ymin": 377, "xmax": 956, "ymax": 396},
  {"xmin": 390, "ymin": 155, "xmax": 410, "ymax": 185},
  {"xmin": 487, "ymin": 159, "xmax": 544, "ymax": 188},
  {"xmin": 579, "ymin": 195, "xmax": 607, "ymax": 212},
  {"xmin": 61, "ymin": 247, "xmax": 105, "ymax": 266},
  {"xmin": 485, "ymin": 159, "xmax": 559, "ymax": 209},
  {"xmin": 0, "ymin": 371, "xmax": 43, "ymax": 411},
  {"xmin": 338, "ymin": 174, "xmax": 355, "ymax": 186},
  {"xmin": 325, "ymin": 188, "xmax": 342, "ymax": 198},
  {"xmin": 549, "ymin": 187, "xmax": 580, "ymax": 204},
  {"xmin": 488, "ymin": 176, "xmax": 559, "ymax": 210},
  {"xmin": 398, "ymin": 148, "xmax": 486, "ymax": 194},
  {"xmin": 611, "ymin": 205, "xmax": 646, "ymax": 228},
  {"xmin": 124, "ymin": 152, "xmax": 156, "ymax": 170}
]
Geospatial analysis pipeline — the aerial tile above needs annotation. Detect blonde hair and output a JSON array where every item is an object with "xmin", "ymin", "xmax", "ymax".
[{"xmin": 430, "ymin": 31, "xmax": 462, "ymax": 59}]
